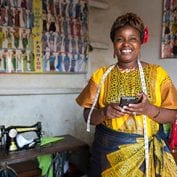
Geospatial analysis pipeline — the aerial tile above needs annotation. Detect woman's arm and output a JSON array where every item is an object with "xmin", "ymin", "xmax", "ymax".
[
  {"xmin": 127, "ymin": 93, "xmax": 177, "ymax": 124},
  {"xmin": 83, "ymin": 108, "xmax": 106, "ymax": 125},
  {"xmin": 145, "ymin": 104, "xmax": 177, "ymax": 124},
  {"xmin": 83, "ymin": 103, "xmax": 125, "ymax": 125}
]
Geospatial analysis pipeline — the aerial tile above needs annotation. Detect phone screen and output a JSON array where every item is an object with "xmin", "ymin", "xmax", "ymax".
[{"xmin": 119, "ymin": 96, "xmax": 141, "ymax": 107}]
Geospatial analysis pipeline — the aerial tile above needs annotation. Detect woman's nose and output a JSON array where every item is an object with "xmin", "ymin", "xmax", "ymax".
[{"xmin": 122, "ymin": 40, "xmax": 129, "ymax": 46}]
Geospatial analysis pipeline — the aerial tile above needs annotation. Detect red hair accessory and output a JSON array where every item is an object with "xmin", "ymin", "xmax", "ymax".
[{"xmin": 142, "ymin": 26, "xmax": 149, "ymax": 44}]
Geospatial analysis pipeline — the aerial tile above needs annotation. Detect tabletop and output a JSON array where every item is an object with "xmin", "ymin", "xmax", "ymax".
[{"xmin": 0, "ymin": 134, "xmax": 89, "ymax": 166}]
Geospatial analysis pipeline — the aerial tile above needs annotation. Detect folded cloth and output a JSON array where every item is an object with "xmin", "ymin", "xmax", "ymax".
[
  {"xmin": 37, "ymin": 136, "xmax": 64, "ymax": 177},
  {"xmin": 40, "ymin": 136, "xmax": 64, "ymax": 146}
]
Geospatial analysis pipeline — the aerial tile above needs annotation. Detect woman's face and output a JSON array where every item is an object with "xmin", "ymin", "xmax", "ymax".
[{"xmin": 114, "ymin": 25, "xmax": 141, "ymax": 64}]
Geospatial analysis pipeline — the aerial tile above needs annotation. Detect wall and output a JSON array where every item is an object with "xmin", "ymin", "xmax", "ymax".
[
  {"xmin": 0, "ymin": 0, "xmax": 177, "ymax": 147},
  {"xmin": 89, "ymin": 0, "xmax": 177, "ymax": 86}
]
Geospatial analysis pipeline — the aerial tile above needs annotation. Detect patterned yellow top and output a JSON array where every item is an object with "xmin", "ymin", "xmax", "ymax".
[{"xmin": 76, "ymin": 63, "xmax": 177, "ymax": 137}]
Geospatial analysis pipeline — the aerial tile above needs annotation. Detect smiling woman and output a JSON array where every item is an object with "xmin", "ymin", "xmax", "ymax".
[
  {"xmin": 76, "ymin": 12, "xmax": 177, "ymax": 177},
  {"xmin": 113, "ymin": 25, "xmax": 141, "ymax": 66}
]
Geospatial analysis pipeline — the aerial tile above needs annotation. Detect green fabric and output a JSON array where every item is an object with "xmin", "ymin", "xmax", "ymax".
[
  {"xmin": 40, "ymin": 136, "xmax": 64, "ymax": 146},
  {"xmin": 38, "ymin": 154, "xmax": 53, "ymax": 177},
  {"xmin": 163, "ymin": 123, "xmax": 171, "ymax": 138},
  {"xmin": 37, "ymin": 136, "xmax": 64, "ymax": 177}
]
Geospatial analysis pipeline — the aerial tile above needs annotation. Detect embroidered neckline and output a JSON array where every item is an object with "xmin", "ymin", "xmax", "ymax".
[{"xmin": 117, "ymin": 63, "xmax": 137, "ymax": 73}]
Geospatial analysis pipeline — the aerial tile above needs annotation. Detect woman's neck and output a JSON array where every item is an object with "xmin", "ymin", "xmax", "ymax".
[{"xmin": 117, "ymin": 61, "xmax": 138, "ymax": 73}]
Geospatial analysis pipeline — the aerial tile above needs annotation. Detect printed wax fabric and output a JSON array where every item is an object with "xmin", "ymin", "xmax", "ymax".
[
  {"xmin": 89, "ymin": 124, "xmax": 177, "ymax": 177},
  {"xmin": 76, "ymin": 63, "xmax": 177, "ymax": 176}
]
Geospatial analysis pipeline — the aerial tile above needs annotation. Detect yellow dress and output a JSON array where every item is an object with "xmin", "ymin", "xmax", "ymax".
[{"xmin": 76, "ymin": 63, "xmax": 177, "ymax": 176}]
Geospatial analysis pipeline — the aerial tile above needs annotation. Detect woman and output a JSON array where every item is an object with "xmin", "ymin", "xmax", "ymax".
[{"xmin": 76, "ymin": 12, "xmax": 177, "ymax": 176}]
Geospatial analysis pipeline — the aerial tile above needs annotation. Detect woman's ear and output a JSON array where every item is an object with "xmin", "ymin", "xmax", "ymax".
[
  {"xmin": 113, "ymin": 48, "xmax": 118, "ymax": 58},
  {"xmin": 113, "ymin": 49, "xmax": 116, "ymax": 58},
  {"xmin": 113, "ymin": 45, "xmax": 118, "ymax": 58}
]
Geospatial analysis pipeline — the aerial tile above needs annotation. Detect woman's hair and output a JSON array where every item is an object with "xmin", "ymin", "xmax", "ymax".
[{"xmin": 110, "ymin": 12, "xmax": 145, "ymax": 43}]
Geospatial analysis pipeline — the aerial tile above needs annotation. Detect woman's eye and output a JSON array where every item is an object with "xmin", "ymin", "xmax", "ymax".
[
  {"xmin": 114, "ymin": 37, "xmax": 139, "ymax": 43},
  {"xmin": 129, "ymin": 37, "xmax": 138, "ymax": 42},
  {"xmin": 114, "ymin": 38, "xmax": 123, "ymax": 42}
]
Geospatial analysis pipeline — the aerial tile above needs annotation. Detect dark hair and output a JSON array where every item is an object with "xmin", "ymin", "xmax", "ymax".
[{"xmin": 110, "ymin": 12, "xmax": 145, "ymax": 43}]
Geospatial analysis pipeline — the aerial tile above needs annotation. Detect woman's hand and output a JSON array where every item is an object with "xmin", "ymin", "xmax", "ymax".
[
  {"xmin": 84, "ymin": 93, "xmax": 177, "ymax": 125},
  {"xmin": 123, "ymin": 93, "xmax": 177, "ymax": 124},
  {"xmin": 102, "ymin": 103, "xmax": 126, "ymax": 119},
  {"xmin": 122, "ymin": 93, "xmax": 151, "ymax": 116},
  {"xmin": 84, "ymin": 103, "xmax": 126, "ymax": 125}
]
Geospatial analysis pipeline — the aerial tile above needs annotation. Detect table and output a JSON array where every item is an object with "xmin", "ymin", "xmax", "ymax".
[{"xmin": 0, "ymin": 135, "xmax": 89, "ymax": 177}]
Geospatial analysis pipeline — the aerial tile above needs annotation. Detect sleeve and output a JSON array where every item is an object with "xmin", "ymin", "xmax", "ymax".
[
  {"xmin": 158, "ymin": 67, "xmax": 177, "ymax": 109},
  {"xmin": 76, "ymin": 79, "xmax": 98, "ymax": 108},
  {"xmin": 76, "ymin": 67, "xmax": 106, "ymax": 108}
]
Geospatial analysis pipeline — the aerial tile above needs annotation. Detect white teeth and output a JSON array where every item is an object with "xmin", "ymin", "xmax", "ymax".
[{"xmin": 121, "ymin": 49, "xmax": 132, "ymax": 53}]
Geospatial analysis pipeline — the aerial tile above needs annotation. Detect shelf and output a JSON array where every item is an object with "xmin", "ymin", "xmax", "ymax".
[
  {"xmin": 90, "ymin": 41, "xmax": 109, "ymax": 50},
  {"xmin": 0, "ymin": 88, "xmax": 83, "ymax": 96},
  {"xmin": 89, "ymin": 0, "xmax": 109, "ymax": 9}
]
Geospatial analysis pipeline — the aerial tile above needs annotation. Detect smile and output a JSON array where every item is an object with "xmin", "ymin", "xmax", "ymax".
[{"xmin": 121, "ymin": 49, "xmax": 132, "ymax": 54}]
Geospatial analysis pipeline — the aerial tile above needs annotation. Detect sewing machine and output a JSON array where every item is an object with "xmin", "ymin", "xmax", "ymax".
[{"xmin": 1, "ymin": 122, "xmax": 42, "ymax": 152}]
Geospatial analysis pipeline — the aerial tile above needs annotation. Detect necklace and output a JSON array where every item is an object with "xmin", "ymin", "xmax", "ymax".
[{"xmin": 117, "ymin": 63, "xmax": 137, "ymax": 73}]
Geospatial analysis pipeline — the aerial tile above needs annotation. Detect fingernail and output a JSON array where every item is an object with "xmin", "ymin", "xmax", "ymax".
[{"xmin": 121, "ymin": 108, "xmax": 125, "ymax": 112}]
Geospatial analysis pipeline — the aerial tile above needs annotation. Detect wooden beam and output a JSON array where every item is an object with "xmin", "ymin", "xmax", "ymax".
[
  {"xmin": 0, "ymin": 88, "xmax": 83, "ymax": 95},
  {"xmin": 90, "ymin": 41, "xmax": 109, "ymax": 50},
  {"xmin": 89, "ymin": 0, "xmax": 109, "ymax": 9}
]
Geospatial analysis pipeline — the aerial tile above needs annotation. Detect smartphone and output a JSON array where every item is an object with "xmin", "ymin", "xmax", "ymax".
[{"xmin": 119, "ymin": 96, "xmax": 142, "ymax": 107}]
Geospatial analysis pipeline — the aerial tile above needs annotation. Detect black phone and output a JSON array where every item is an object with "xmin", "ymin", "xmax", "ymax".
[{"xmin": 119, "ymin": 96, "xmax": 142, "ymax": 107}]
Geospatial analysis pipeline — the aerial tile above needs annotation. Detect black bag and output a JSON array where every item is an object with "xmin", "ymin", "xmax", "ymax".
[{"xmin": 0, "ymin": 165, "xmax": 17, "ymax": 177}]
